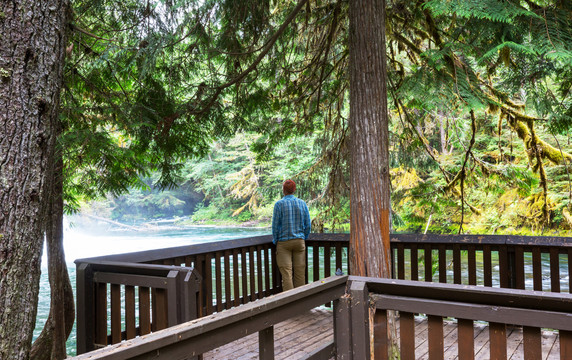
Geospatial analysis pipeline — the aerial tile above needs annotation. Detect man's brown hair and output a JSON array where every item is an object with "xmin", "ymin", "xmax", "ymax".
[{"xmin": 283, "ymin": 179, "xmax": 296, "ymax": 195}]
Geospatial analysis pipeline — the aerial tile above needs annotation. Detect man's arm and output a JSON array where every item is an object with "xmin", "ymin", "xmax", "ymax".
[
  {"xmin": 271, "ymin": 202, "xmax": 281, "ymax": 244},
  {"xmin": 303, "ymin": 202, "xmax": 311, "ymax": 240}
]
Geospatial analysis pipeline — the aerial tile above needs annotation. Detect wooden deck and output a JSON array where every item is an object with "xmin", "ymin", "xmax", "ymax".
[
  {"xmin": 204, "ymin": 308, "xmax": 561, "ymax": 360},
  {"xmin": 204, "ymin": 307, "xmax": 334, "ymax": 360}
]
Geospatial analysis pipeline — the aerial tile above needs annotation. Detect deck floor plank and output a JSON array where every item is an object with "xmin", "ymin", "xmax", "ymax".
[
  {"xmin": 442, "ymin": 320, "xmax": 462, "ymax": 359},
  {"xmin": 414, "ymin": 316, "xmax": 429, "ymax": 359},
  {"xmin": 203, "ymin": 309, "xmax": 561, "ymax": 360},
  {"xmin": 506, "ymin": 326, "xmax": 523, "ymax": 359},
  {"xmin": 544, "ymin": 331, "xmax": 559, "ymax": 360}
]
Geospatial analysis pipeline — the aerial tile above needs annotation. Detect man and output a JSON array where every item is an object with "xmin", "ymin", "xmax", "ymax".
[{"xmin": 272, "ymin": 179, "xmax": 311, "ymax": 291}]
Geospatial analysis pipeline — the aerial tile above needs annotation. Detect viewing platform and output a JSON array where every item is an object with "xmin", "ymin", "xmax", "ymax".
[{"xmin": 71, "ymin": 233, "xmax": 572, "ymax": 359}]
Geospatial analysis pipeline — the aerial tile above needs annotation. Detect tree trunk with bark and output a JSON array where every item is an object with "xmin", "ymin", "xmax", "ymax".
[
  {"xmin": 349, "ymin": 0, "xmax": 397, "ymax": 358},
  {"xmin": 31, "ymin": 153, "xmax": 75, "ymax": 360},
  {"xmin": 348, "ymin": 0, "xmax": 391, "ymax": 279},
  {"xmin": 0, "ymin": 1, "xmax": 69, "ymax": 358}
]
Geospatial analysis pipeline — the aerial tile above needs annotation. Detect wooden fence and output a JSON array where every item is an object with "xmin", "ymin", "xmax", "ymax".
[
  {"xmin": 74, "ymin": 233, "xmax": 572, "ymax": 353},
  {"xmin": 353, "ymin": 276, "xmax": 572, "ymax": 359},
  {"xmin": 391, "ymin": 234, "xmax": 572, "ymax": 292},
  {"xmin": 70, "ymin": 275, "xmax": 572, "ymax": 360},
  {"xmin": 75, "ymin": 262, "xmax": 200, "ymax": 353}
]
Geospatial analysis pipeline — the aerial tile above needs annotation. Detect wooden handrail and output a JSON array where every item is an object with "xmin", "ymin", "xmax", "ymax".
[
  {"xmin": 70, "ymin": 275, "xmax": 348, "ymax": 360},
  {"xmin": 74, "ymin": 233, "xmax": 572, "ymax": 265},
  {"xmin": 344, "ymin": 276, "xmax": 572, "ymax": 360},
  {"xmin": 71, "ymin": 274, "xmax": 572, "ymax": 360},
  {"xmin": 75, "ymin": 233, "xmax": 572, "ymax": 354}
]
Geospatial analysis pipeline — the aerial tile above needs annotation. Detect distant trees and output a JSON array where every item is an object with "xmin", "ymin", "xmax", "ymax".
[{"xmin": 384, "ymin": 0, "xmax": 572, "ymax": 233}]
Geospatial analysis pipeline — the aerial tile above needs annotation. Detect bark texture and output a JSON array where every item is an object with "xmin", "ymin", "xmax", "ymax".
[
  {"xmin": 0, "ymin": 1, "xmax": 69, "ymax": 358},
  {"xmin": 348, "ymin": 0, "xmax": 391, "ymax": 278},
  {"xmin": 30, "ymin": 154, "xmax": 75, "ymax": 360}
]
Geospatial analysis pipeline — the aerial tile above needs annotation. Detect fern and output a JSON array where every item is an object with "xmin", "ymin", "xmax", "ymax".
[{"xmin": 424, "ymin": 0, "xmax": 540, "ymax": 23}]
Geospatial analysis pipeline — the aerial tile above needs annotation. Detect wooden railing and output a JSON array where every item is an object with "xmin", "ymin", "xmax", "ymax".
[
  {"xmin": 75, "ymin": 234, "xmax": 349, "ymax": 353},
  {"xmin": 74, "ymin": 233, "xmax": 572, "ymax": 354},
  {"xmin": 351, "ymin": 277, "xmax": 572, "ymax": 359},
  {"xmin": 75, "ymin": 262, "xmax": 200, "ymax": 353},
  {"xmin": 391, "ymin": 234, "xmax": 572, "ymax": 292},
  {"xmin": 70, "ymin": 275, "xmax": 572, "ymax": 360},
  {"xmin": 71, "ymin": 275, "xmax": 347, "ymax": 360}
]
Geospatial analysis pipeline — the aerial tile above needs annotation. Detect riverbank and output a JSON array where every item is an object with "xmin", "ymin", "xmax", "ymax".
[{"xmin": 67, "ymin": 213, "xmax": 271, "ymax": 235}]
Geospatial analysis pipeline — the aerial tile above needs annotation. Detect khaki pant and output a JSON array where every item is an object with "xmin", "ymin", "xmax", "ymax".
[{"xmin": 276, "ymin": 239, "xmax": 306, "ymax": 291}]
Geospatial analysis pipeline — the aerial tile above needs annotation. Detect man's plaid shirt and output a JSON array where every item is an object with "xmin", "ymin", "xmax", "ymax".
[{"xmin": 271, "ymin": 195, "xmax": 311, "ymax": 244}]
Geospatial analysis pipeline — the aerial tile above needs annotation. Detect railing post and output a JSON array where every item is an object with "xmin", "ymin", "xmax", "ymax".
[
  {"xmin": 334, "ymin": 296, "xmax": 352, "ymax": 359},
  {"xmin": 167, "ymin": 270, "xmax": 180, "ymax": 327},
  {"xmin": 180, "ymin": 268, "xmax": 201, "ymax": 322},
  {"xmin": 76, "ymin": 262, "xmax": 94, "ymax": 354},
  {"xmin": 259, "ymin": 326, "xmax": 274, "ymax": 360},
  {"xmin": 350, "ymin": 280, "xmax": 370, "ymax": 360}
]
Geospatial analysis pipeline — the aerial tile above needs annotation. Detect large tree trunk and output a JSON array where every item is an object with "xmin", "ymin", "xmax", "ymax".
[
  {"xmin": 31, "ymin": 153, "xmax": 75, "ymax": 360},
  {"xmin": 349, "ymin": 0, "xmax": 397, "ymax": 358},
  {"xmin": 0, "ymin": 1, "xmax": 69, "ymax": 358},
  {"xmin": 348, "ymin": 0, "xmax": 391, "ymax": 278}
]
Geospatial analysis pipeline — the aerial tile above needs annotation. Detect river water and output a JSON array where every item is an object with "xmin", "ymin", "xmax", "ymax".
[{"xmin": 34, "ymin": 224, "xmax": 270, "ymax": 356}]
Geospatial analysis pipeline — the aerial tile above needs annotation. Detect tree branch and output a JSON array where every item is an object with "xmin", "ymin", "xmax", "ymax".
[{"xmin": 193, "ymin": 0, "xmax": 310, "ymax": 116}]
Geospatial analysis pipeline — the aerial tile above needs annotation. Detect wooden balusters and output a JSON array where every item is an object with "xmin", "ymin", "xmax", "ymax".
[
  {"xmin": 489, "ymin": 322, "xmax": 507, "ymax": 360},
  {"xmin": 438, "ymin": 245, "xmax": 447, "ymax": 283},
  {"xmin": 453, "ymin": 244, "xmax": 461, "ymax": 284},
  {"xmin": 241, "ymin": 248, "xmax": 249, "ymax": 305},
  {"xmin": 514, "ymin": 247, "xmax": 525, "ymax": 289},
  {"xmin": 428, "ymin": 315, "xmax": 444, "ymax": 360},
  {"xmin": 249, "ymin": 246, "xmax": 256, "ymax": 301},
  {"xmin": 233, "ymin": 249, "xmax": 240, "ymax": 307},
  {"xmin": 400, "ymin": 312, "xmax": 415, "ymax": 360},
  {"xmin": 523, "ymin": 326, "xmax": 542, "ymax": 359},
  {"xmin": 257, "ymin": 245, "xmax": 264, "ymax": 298},
  {"xmin": 561, "ymin": 330, "xmax": 572, "ymax": 358},
  {"xmin": 205, "ymin": 253, "xmax": 213, "ymax": 315},
  {"xmin": 499, "ymin": 246, "xmax": 509, "ymax": 288},
  {"xmin": 312, "ymin": 244, "xmax": 320, "ymax": 282},
  {"xmin": 110, "ymin": 284, "xmax": 121, "ymax": 344},
  {"xmin": 483, "ymin": 245, "xmax": 493, "ymax": 287},
  {"xmin": 139, "ymin": 287, "xmax": 151, "ymax": 335},
  {"xmin": 532, "ymin": 247, "xmax": 542, "ymax": 291},
  {"xmin": 125, "ymin": 285, "xmax": 136, "ymax": 340},
  {"xmin": 397, "ymin": 243, "xmax": 405, "ymax": 280},
  {"xmin": 550, "ymin": 248, "xmax": 560, "ymax": 293},
  {"xmin": 95, "ymin": 283, "xmax": 107, "ymax": 346},
  {"xmin": 467, "ymin": 245, "xmax": 477, "ymax": 285},
  {"xmin": 224, "ymin": 250, "xmax": 231, "ymax": 310},
  {"xmin": 215, "ymin": 252, "xmax": 223, "ymax": 312},
  {"xmin": 263, "ymin": 245, "xmax": 271, "ymax": 297},
  {"xmin": 457, "ymin": 319, "xmax": 474, "ymax": 360},
  {"xmin": 411, "ymin": 244, "xmax": 419, "ymax": 281},
  {"xmin": 424, "ymin": 244, "xmax": 432, "ymax": 282}
]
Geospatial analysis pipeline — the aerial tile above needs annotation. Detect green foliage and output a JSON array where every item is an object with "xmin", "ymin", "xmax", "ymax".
[{"xmin": 68, "ymin": 0, "xmax": 572, "ymax": 236}]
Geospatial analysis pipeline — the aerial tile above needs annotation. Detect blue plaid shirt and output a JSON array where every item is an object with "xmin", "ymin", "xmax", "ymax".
[{"xmin": 272, "ymin": 195, "xmax": 311, "ymax": 244}]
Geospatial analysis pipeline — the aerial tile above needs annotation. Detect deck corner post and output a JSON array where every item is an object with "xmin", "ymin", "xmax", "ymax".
[
  {"xmin": 350, "ymin": 280, "xmax": 370, "ymax": 360},
  {"xmin": 76, "ymin": 262, "xmax": 94, "ymax": 354},
  {"xmin": 167, "ymin": 270, "xmax": 181, "ymax": 327},
  {"xmin": 259, "ymin": 326, "xmax": 275, "ymax": 360},
  {"xmin": 334, "ymin": 295, "xmax": 352, "ymax": 359},
  {"xmin": 181, "ymin": 268, "xmax": 201, "ymax": 322}
]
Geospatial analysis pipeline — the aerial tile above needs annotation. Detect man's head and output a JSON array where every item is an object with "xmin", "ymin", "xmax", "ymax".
[{"xmin": 283, "ymin": 179, "xmax": 296, "ymax": 195}]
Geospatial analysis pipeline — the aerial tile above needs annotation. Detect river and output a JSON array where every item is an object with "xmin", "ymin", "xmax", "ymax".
[{"xmin": 34, "ymin": 223, "xmax": 270, "ymax": 356}]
